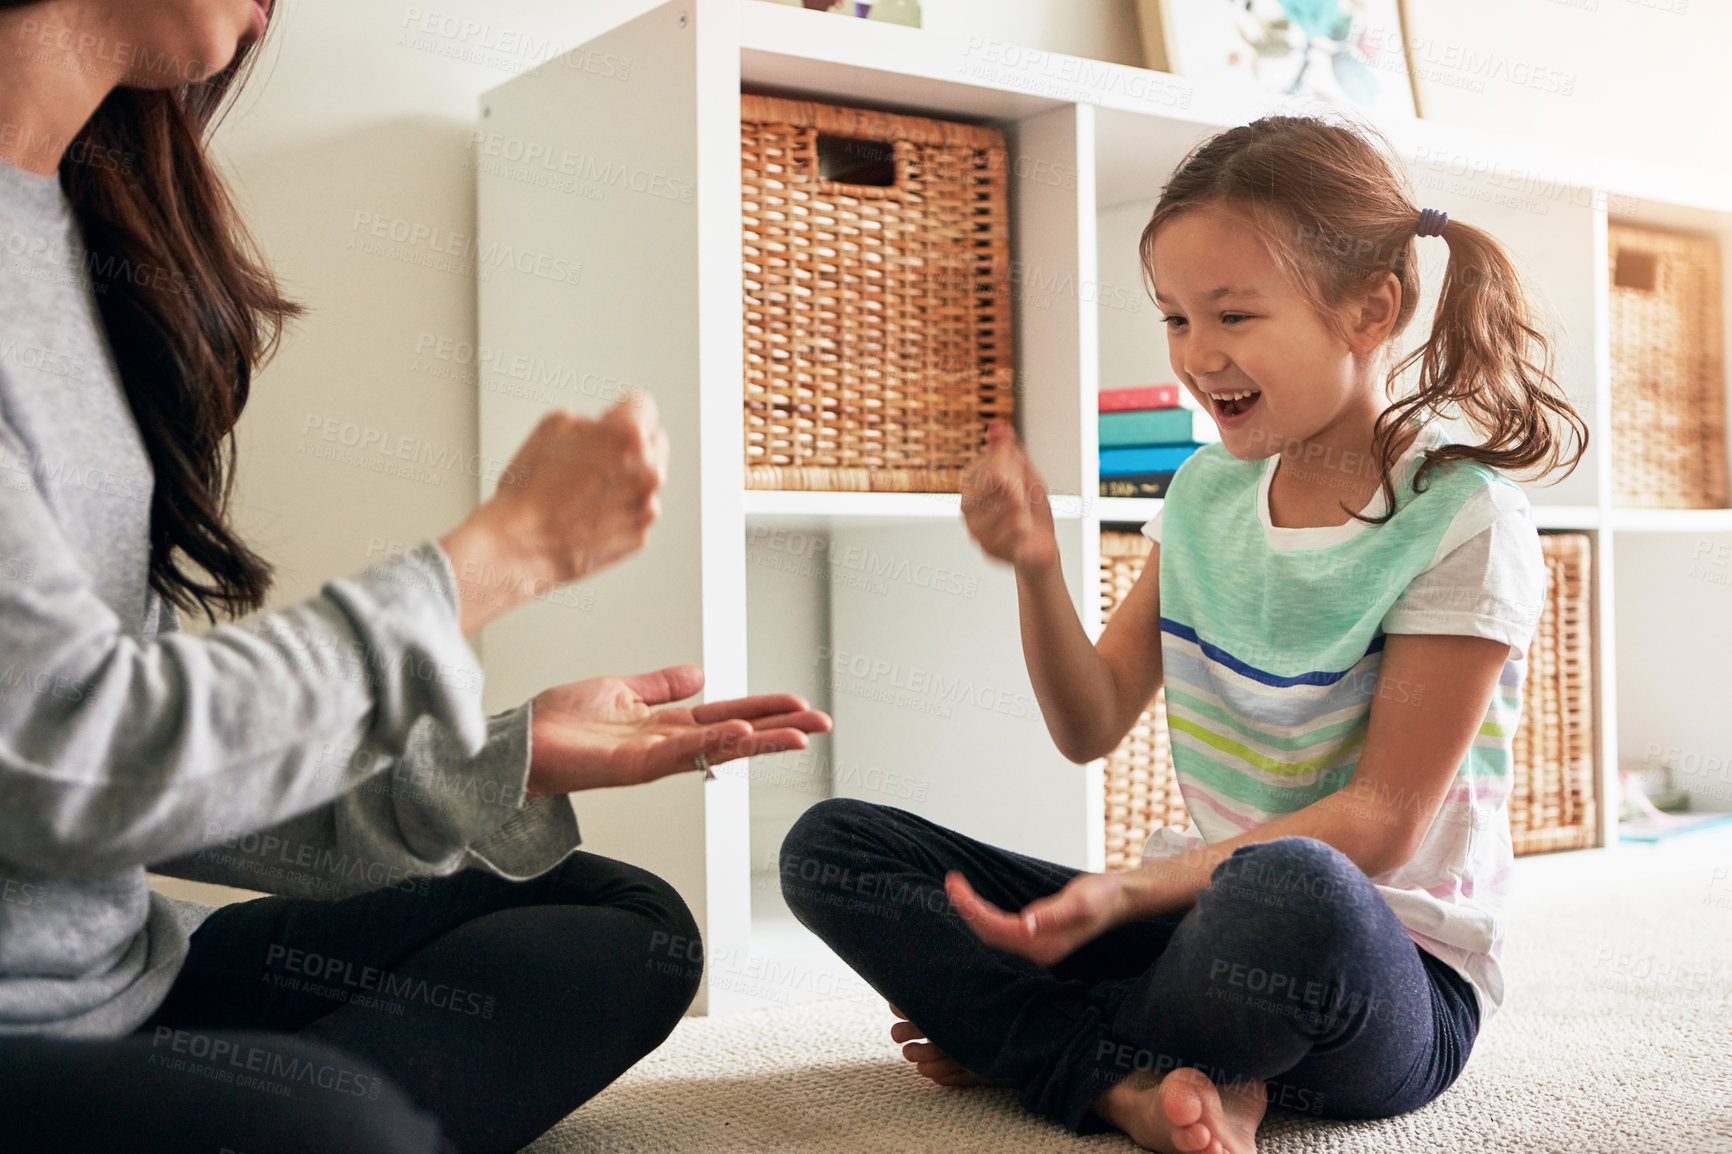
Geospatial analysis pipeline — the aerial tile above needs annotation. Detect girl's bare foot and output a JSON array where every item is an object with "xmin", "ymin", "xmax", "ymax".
[
  {"xmin": 1094, "ymin": 1066, "xmax": 1267, "ymax": 1153},
  {"xmin": 887, "ymin": 1002, "xmax": 1013, "ymax": 1088}
]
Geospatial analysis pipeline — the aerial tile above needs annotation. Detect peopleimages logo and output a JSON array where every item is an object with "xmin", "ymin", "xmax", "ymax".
[
  {"xmin": 13, "ymin": 17, "xmax": 215, "ymax": 83},
  {"xmin": 467, "ymin": 131, "xmax": 695, "ymax": 203},
  {"xmin": 265, "ymin": 945, "xmax": 497, "ymax": 1018},
  {"xmin": 0, "ymin": 225, "xmax": 193, "ymax": 298},
  {"xmin": 347, "ymin": 210, "xmax": 584, "ymax": 287},
  {"xmin": 299, "ymin": 412, "xmax": 529, "ymax": 488},
  {"xmin": 0, "ymin": 339, "xmax": 85, "ymax": 379},
  {"xmin": 197, "ymin": 823, "xmax": 432, "ymax": 896},
  {"xmin": 148, "ymin": 1028, "xmax": 383, "ymax": 1100},
  {"xmin": 814, "ymin": 646, "xmax": 1041, "ymax": 722}
]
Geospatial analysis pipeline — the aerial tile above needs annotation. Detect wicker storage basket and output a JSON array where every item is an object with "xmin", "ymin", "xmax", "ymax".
[
  {"xmin": 1508, "ymin": 532, "xmax": 1597, "ymax": 854},
  {"xmin": 1608, "ymin": 221, "xmax": 1728, "ymax": 508},
  {"xmin": 741, "ymin": 95, "xmax": 1015, "ymax": 491},
  {"xmin": 1097, "ymin": 528, "xmax": 1597, "ymax": 869},
  {"xmin": 1099, "ymin": 531, "xmax": 1187, "ymax": 871}
]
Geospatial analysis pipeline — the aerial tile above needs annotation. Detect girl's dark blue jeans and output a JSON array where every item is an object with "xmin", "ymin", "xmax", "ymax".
[{"xmin": 780, "ymin": 798, "xmax": 1480, "ymax": 1135}]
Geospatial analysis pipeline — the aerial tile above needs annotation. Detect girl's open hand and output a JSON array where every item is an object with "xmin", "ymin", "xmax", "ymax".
[
  {"xmin": 959, "ymin": 418, "xmax": 1060, "ymax": 573},
  {"xmin": 945, "ymin": 868, "xmax": 1130, "ymax": 967}
]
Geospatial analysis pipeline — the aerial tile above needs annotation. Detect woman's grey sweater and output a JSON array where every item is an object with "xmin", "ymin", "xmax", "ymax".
[{"xmin": 0, "ymin": 158, "xmax": 581, "ymax": 1038}]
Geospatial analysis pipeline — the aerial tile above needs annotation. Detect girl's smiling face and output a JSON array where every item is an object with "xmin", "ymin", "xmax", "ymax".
[{"xmin": 1148, "ymin": 201, "xmax": 1392, "ymax": 462}]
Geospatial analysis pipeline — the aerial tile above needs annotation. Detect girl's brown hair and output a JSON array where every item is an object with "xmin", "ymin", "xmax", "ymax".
[
  {"xmin": 1, "ymin": 2, "xmax": 298, "ymax": 623},
  {"xmin": 1138, "ymin": 114, "xmax": 1588, "ymax": 524}
]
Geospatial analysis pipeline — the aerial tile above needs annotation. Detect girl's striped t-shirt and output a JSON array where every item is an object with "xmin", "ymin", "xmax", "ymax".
[{"xmin": 1139, "ymin": 419, "xmax": 1548, "ymax": 1026}]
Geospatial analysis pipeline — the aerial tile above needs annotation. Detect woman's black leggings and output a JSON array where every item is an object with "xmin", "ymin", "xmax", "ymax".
[{"xmin": 0, "ymin": 851, "xmax": 703, "ymax": 1154}]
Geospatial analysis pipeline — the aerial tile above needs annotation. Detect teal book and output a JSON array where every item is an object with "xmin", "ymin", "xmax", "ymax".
[
  {"xmin": 1100, "ymin": 444, "xmax": 1202, "ymax": 477},
  {"xmin": 1099, "ymin": 408, "xmax": 1219, "ymax": 447}
]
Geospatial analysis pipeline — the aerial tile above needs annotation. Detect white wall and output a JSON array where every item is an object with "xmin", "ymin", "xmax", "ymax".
[
  {"xmin": 201, "ymin": 0, "xmax": 670, "ymax": 655},
  {"xmin": 1402, "ymin": 0, "xmax": 1732, "ymax": 180}
]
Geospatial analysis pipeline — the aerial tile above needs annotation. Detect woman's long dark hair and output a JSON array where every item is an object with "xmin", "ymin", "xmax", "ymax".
[
  {"xmin": 1138, "ymin": 114, "xmax": 1588, "ymax": 524},
  {"xmin": 1, "ymin": 3, "xmax": 296, "ymax": 623}
]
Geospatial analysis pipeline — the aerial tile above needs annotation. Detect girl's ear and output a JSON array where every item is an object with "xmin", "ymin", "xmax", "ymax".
[{"xmin": 1347, "ymin": 272, "xmax": 1401, "ymax": 355}]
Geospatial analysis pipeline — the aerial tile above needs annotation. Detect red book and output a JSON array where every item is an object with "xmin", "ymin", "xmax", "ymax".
[{"xmin": 1099, "ymin": 384, "xmax": 1181, "ymax": 412}]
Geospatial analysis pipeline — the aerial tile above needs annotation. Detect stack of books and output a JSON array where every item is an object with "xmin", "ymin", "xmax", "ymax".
[{"xmin": 1098, "ymin": 384, "xmax": 1218, "ymax": 498}]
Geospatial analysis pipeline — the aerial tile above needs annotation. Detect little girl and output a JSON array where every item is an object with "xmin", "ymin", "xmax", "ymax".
[{"xmin": 780, "ymin": 113, "xmax": 1587, "ymax": 1153}]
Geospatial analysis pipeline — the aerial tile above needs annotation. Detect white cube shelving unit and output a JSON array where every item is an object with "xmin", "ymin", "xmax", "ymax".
[{"xmin": 476, "ymin": 0, "xmax": 1732, "ymax": 1015}]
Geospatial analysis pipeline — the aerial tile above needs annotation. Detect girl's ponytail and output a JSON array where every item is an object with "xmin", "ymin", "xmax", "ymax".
[{"xmin": 1381, "ymin": 218, "xmax": 1589, "ymax": 489}]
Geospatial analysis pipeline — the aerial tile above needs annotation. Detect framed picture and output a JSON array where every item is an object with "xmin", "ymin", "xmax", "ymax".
[
  {"xmin": 1142, "ymin": 0, "xmax": 1419, "ymax": 118},
  {"xmin": 751, "ymin": 0, "xmax": 922, "ymax": 29}
]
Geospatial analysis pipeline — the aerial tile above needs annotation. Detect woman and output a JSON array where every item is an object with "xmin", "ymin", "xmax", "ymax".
[{"xmin": 0, "ymin": 3, "xmax": 831, "ymax": 1152}]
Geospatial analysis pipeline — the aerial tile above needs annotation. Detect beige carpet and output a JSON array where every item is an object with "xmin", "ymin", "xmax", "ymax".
[{"xmin": 523, "ymin": 827, "xmax": 1732, "ymax": 1153}]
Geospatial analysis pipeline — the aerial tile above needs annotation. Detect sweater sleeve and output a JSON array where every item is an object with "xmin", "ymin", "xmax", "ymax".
[
  {"xmin": 0, "ymin": 412, "xmax": 574, "ymax": 879},
  {"xmin": 148, "ymin": 698, "xmax": 584, "ymax": 900}
]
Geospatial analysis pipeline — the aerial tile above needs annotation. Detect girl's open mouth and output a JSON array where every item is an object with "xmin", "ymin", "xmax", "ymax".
[{"xmin": 1207, "ymin": 390, "xmax": 1261, "ymax": 427}]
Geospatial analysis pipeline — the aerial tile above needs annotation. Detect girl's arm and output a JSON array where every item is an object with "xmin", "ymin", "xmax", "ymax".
[
  {"xmin": 1015, "ymin": 546, "xmax": 1163, "ymax": 765},
  {"xmin": 947, "ymin": 630, "xmax": 1509, "ymax": 964},
  {"xmin": 962, "ymin": 419, "xmax": 1163, "ymax": 764}
]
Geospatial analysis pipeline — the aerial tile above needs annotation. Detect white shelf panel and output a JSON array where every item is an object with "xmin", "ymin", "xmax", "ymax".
[
  {"xmin": 745, "ymin": 490, "xmax": 960, "ymax": 519},
  {"xmin": 731, "ymin": 918, "xmax": 876, "ymax": 1010},
  {"xmin": 740, "ymin": 0, "xmax": 1194, "ymax": 124},
  {"xmin": 1532, "ymin": 506, "xmax": 1602, "ymax": 530},
  {"xmin": 743, "ymin": 489, "xmax": 1087, "ymax": 521},
  {"xmin": 827, "ymin": 521, "xmax": 1095, "ymax": 869},
  {"xmin": 1098, "ymin": 497, "xmax": 1162, "ymax": 525},
  {"xmin": 741, "ymin": 2, "xmax": 1732, "ymax": 218},
  {"xmin": 1610, "ymin": 508, "xmax": 1732, "ymax": 533}
]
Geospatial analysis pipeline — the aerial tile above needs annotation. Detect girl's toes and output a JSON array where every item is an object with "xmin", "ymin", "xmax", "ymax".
[
  {"xmin": 901, "ymin": 1041, "xmax": 935, "ymax": 1063},
  {"xmin": 922, "ymin": 1058, "xmax": 993, "ymax": 1087},
  {"xmin": 1161, "ymin": 1069, "xmax": 1226, "ymax": 1152},
  {"xmin": 1174, "ymin": 1123, "xmax": 1214, "ymax": 1153},
  {"xmin": 1160, "ymin": 1070, "xmax": 1208, "ymax": 1129}
]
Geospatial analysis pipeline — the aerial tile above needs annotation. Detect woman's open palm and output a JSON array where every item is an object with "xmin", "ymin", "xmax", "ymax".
[{"xmin": 527, "ymin": 664, "xmax": 831, "ymax": 795}]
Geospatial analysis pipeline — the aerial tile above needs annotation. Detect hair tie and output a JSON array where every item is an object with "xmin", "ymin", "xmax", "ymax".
[{"xmin": 1416, "ymin": 208, "xmax": 1449, "ymax": 237}]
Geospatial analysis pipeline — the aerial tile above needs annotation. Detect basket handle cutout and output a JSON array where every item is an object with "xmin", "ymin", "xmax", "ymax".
[
  {"xmin": 815, "ymin": 133, "xmax": 898, "ymax": 187},
  {"xmin": 1613, "ymin": 247, "xmax": 1659, "ymax": 292}
]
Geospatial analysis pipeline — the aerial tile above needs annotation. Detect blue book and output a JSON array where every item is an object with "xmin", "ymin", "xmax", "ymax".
[{"xmin": 1100, "ymin": 444, "xmax": 1203, "ymax": 477}]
